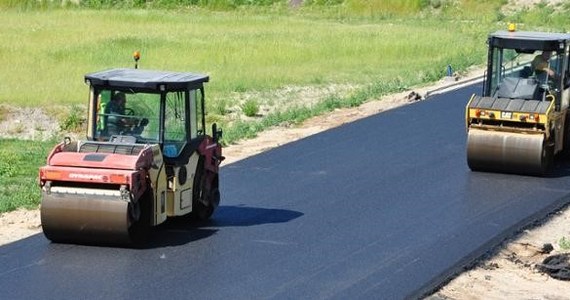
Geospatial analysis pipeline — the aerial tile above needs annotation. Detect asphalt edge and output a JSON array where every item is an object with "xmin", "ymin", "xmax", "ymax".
[
  {"xmin": 413, "ymin": 190, "xmax": 570, "ymax": 300},
  {"xmin": 424, "ymin": 74, "xmax": 485, "ymax": 99}
]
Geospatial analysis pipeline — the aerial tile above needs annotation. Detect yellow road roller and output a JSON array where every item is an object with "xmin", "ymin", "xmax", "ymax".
[
  {"xmin": 39, "ymin": 61, "xmax": 224, "ymax": 245},
  {"xmin": 466, "ymin": 29, "xmax": 570, "ymax": 175}
]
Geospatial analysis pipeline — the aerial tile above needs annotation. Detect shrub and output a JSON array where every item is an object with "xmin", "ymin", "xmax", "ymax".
[
  {"xmin": 241, "ymin": 98, "xmax": 260, "ymax": 117},
  {"xmin": 59, "ymin": 105, "xmax": 85, "ymax": 132},
  {"xmin": 211, "ymin": 98, "xmax": 230, "ymax": 116},
  {"xmin": 560, "ymin": 236, "xmax": 570, "ymax": 250}
]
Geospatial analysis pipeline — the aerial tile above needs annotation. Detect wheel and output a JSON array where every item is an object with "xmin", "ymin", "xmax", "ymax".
[
  {"xmin": 562, "ymin": 114, "xmax": 570, "ymax": 155},
  {"xmin": 128, "ymin": 188, "xmax": 152, "ymax": 245},
  {"xmin": 195, "ymin": 183, "xmax": 219, "ymax": 220},
  {"xmin": 540, "ymin": 142, "xmax": 555, "ymax": 176},
  {"xmin": 191, "ymin": 157, "xmax": 219, "ymax": 221}
]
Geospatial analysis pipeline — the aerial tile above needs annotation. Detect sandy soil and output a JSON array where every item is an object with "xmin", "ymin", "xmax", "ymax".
[{"xmin": 2, "ymin": 66, "xmax": 570, "ymax": 299}]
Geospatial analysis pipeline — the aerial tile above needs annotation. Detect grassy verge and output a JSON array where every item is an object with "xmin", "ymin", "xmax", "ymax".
[
  {"xmin": 0, "ymin": 139, "xmax": 53, "ymax": 213},
  {"xmin": 0, "ymin": 9, "xmax": 489, "ymax": 107},
  {"xmin": 0, "ymin": 7, "xmax": 494, "ymax": 144},
  {"xmin": 223, "ymin": 77, "xmax": 409, "ymax": 143}
]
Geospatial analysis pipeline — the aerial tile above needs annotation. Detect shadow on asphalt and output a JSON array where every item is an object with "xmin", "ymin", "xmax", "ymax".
[
  {"xmin": 208, "ymin": 205, "xmax": 304, "ymax": 227},
  {"xmin": 468, "ymin": 156, "xmax": 570, "ymax": 178},
  {"xmin": 547, "ymin": 155, "xmax": 570, "ymax": 178},
  {"xmin": 145, "ymin": 205, "xmax": 303, "ymax": 248}
]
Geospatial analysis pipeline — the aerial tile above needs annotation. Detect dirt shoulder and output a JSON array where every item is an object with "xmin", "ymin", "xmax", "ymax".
[
  {"xmin": 2, "ymin": 69, "xmax": 570, "ymax": 299},
  {"xmin": 429, "ymin": 207, "xmax": 570, "ymax": 299}
]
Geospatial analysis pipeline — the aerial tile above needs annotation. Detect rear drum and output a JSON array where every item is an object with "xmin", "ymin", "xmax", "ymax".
[{"xmin": 467, "ymin": 129, "xmax": 551, "ymax": 175}]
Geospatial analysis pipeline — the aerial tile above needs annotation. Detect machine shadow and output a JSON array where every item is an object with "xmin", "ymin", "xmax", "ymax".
[
  {"xmin": 207, "ymin": 205, "xmax": 304, "ymax": 227},
  {"xmin": 144, "ymin": 205, "xmax": 303, "ymax": 248},
  {"xmin": 547, "ymin": 156, "xmax": 570, "ymax": 178}
]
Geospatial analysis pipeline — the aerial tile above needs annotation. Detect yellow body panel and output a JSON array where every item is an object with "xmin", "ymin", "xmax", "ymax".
[
  {"xmin": 166, "ymin": 152, "xmax": 200, "ymax": 217},
  {"xmin": 465, "ymin": 94, "xmax": 559, "ymax": 140},
  {"xmin": 465, "ymin": 93, "xmax": 564, "ymax": 175},
  {"xmin": 465, "ymin": 94, "xmax": 553, "ymax": 129},
  {"xmin": 147, "ymin": 145, "xmax": 168, "ymax": 226}
]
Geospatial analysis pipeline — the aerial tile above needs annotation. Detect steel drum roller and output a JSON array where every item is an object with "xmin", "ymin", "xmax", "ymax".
[
  {"xmin": 467, "ymin": 129, "xmax": 549, "ymax": 175},
  {"xmin": 41, "ymin": 188, "xmax": 133, "ymax": 244}
]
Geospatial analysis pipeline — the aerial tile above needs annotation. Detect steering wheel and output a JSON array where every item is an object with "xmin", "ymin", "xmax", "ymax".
[{"xmin": 124, "ymin": 108, "xmax": 135, "ymax": 116}]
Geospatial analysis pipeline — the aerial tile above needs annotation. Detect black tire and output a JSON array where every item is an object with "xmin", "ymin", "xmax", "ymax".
[
  {"xmin": 128, "ymin": 188, "xmax": 152, "ymax": 245},
  {"xmin": 562, "ymin": 114, "xmax": 570, "ymax": 155},
  {"xmin": 191, "ymin": 157, "xmax": 219, "ymax": 221},
  {"xmin": 540, "ymin": 143, "xmax": 555, "ymax": 176}
]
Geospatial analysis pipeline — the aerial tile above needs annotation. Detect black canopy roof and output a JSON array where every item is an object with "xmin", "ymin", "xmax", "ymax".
[
  {"xmin": 85, "ymin": 68, "xmax": 209, "ymax": 91},
  {"xmin": 489, "ymin": 30, "xmax": 570, "ymax": 52}
]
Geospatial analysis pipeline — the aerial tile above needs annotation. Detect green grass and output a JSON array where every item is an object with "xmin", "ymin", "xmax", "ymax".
[
  {"xmin": 0, "ymin": 8, "xmax": 490, "ymax": 109},
  {"xmin": 0, "ymin": 139, "xmax": 53, "ymax": 213},
  {"xmin": 0, "ymin": 6, "xmax": 494, "ymax": 143}
]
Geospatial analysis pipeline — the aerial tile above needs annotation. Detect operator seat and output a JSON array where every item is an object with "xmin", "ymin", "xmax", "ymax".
[{"xmin": 520, "ymin": 66, "xmax": 532, "ymax": 78}]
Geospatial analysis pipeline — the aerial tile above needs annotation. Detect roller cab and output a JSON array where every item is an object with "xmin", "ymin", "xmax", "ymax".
[
  {"xmin": 466, "ymin": 30, "xmax": 570, "ymax": 175},
  {"xmin": 39, "ymin": 65, "xmax": 224, "ymax": 246}
]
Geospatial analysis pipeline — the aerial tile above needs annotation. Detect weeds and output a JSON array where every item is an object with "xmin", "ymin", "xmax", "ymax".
[
  {"xmin": 560, "ymin": 237, "xmax": 570, "ymax": 251},
  {"xmin": 241, "ymin": 99, "xmax": 260, "ymax": 117},
  {"xmin": 210, "ymin": 98, "xmax": 231, "ymax": 116},
  {"xmin": 59, "ymin": 105, "xmax": 85, "ymax": 132}
]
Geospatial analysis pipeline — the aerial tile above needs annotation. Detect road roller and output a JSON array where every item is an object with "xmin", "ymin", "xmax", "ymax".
[
  {"xmin": 466, "ymin": 29, "xmax": 570, "ymax": 175},
  {"xmin": 39, "ymin": 65, "xmax": 224, "ymax": 245}
]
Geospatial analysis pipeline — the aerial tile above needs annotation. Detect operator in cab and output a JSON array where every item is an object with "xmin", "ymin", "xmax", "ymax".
[
  {"xmin": 106, "ymin": 92, "xmax": 129, "ymax": 136},
  {"xmin": 531, "ymin": 51, "xmax": 556, "ymax": 80}
]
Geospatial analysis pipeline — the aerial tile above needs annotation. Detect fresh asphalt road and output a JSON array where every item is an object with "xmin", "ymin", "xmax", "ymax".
[{"xmin": 2, "ymin": 83, "xmax": 570, "ymax": 299}]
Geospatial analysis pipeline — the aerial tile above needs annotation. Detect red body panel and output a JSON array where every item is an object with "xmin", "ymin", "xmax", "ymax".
[
  {"xmin": 197, "ymin": 136, "xmax": 223, "ymax": 173},
  {"xmin": 40, "ymin": 165, "xmax": 142, "ymax": 185},
  {"xmin": 46, "ymin": 145, "xmax": 153, "ymax": 170},
  {"xmin": 39, "ymin": 142, "xmax": 154, "ymax": 199},
  {"xmin": 196, "ymin": 137, "xmax": 223, "ymax": 199},
  {"xmin": 49, "ymin": 152, "xmax": 141, "ymax": 170}
]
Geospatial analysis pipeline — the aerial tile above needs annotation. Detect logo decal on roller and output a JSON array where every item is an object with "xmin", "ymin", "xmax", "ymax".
[{"xmin": 69, "ymin": 173, "xmax": 104, "ymax": 181}]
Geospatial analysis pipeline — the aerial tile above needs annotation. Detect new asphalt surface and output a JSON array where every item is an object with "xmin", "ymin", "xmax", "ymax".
[{"xmin": 2, "ymin": 83, "xmax": 570, "ymax": 299}]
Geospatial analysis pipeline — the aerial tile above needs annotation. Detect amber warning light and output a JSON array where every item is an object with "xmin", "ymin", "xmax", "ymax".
[
  {"xmin": 133, "ymin": 51, "xmax": 141, "ymax": 69},
  {"xmin": 508, "ymin": 23, "xmax": 516, "ymax": 32}
]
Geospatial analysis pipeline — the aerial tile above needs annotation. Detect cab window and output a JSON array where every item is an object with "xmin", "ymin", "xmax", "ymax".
[{"xmin": 164, "ymin": 91, "xmax": 187, "ymax": 157}]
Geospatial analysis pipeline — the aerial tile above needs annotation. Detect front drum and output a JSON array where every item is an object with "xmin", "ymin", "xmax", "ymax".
[{"xmin": 467, "ymin": 129, "xmax": 549, "ymax": 175}]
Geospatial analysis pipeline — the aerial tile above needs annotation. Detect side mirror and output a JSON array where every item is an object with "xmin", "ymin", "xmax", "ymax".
[
  {"xmin": 481, "ymin": 69, "xmax": 488, "ymax": 96},
  {"xmin": 212, "ymin": 123, "xmax": 223, "ymax": 144}
]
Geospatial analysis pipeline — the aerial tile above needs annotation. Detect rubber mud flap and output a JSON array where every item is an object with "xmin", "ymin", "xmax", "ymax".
[
  {"xmin": 41, "ymin": 191, "xmax": 132, "ymax": 245},
  {"xmin": 467, "ymin": 129, "xmax": 548, "ymax": 175}
]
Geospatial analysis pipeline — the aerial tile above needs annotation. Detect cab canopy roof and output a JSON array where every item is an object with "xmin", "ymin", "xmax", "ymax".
[
  {"xmin": 85, "ymin": 68, "xmax": 209, "ymax": 92},
  {"xmin": 489, "ymin": 30, "xmax": 570, "ymax": 52}
]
